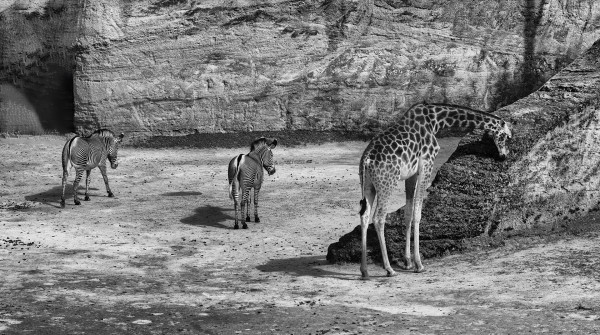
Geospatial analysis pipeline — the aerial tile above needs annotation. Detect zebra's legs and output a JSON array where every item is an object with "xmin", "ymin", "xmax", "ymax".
[
  {"xmin": 60, "ymin": 168, "xmax": 69, "ymax": 208},
  {"xmin": 233, "ymin": 197, "xmax": 241, "ymax": 229},
  {"xmin": 72, "ymin": 169, "xmax": 84, "ymax": 205},
  {"xmin": 240, "ymin": 189, "xmax": 251, "ymax": 229},
  {"xmin": 232, "ymin": 179, "xmax": 242, "ymax": 229},
  {"xmin": 98, "ymin": 164, "xmax": 114, "ymax": 197},
  {"xmin": 253, "ymin": 186, "xmax": 261, "ymax": 223},
  {"xmin": 245, "ymin": 193, "xmax": 251, "ymax": 223},
  {"xmin": 84, "ymin": 170, "xmax": 91, "ymax": 201}
]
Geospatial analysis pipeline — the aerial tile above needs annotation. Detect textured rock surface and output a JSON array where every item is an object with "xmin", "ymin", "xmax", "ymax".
[
  {"xmin": 71, "ymin": 0, "xmax": 600, "ymax": 140},
  {"xmin": 4, "ymin": 0, "xmax": 599, "ymax": 136},
  {"xmin": 0, "ymin": 0, "xmax": 79, "ymax": 133},
  {"xmin": 328, "ymin": 38, "xmax": 600, "ymax": 264}
]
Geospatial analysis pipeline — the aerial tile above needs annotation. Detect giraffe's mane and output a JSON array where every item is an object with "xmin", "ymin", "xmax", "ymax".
[{"xmin": 422, "ymin": 103, "xmax": 502, "ymax": 120}]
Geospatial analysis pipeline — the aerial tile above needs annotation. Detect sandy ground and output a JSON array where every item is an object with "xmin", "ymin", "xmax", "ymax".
[{"xmin": 1, "ymin": 135, "xmax": 600, "ymax": 334}]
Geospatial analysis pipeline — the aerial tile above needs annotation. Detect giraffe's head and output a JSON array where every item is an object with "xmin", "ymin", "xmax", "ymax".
[{"xmin": 492, "ymin": 122, "xmax": 511, "ymax": 160}]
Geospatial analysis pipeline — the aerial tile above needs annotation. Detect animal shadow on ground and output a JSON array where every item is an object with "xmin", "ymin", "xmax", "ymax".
[
  {"xmin": 162, "ymin": 191, "xmax": 203, "ymax": 196},
  {"xmin": 25, "ymin": 185, "xmax": 100, "ymax": 208},
  {"xmin": 181, "ymin": 205, "xmax": 235, "ymax": 229},
  {"xmin": 256, "ymin": 256, "xmax": 359, "ymax": 281}
]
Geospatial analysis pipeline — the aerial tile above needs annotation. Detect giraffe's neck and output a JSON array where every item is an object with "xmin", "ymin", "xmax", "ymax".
[{"xmin": 423, "ymin": 104, "xmax": 505, "ymax": 135}]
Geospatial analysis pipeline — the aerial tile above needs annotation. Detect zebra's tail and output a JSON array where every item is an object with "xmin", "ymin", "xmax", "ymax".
[
  {"xmin": 62, "ymin": 135, "xmax": 76, "ymax": 173},
  {"xmin": 228, "ymin": 154, "xmax": 243, "ymax": 200}
]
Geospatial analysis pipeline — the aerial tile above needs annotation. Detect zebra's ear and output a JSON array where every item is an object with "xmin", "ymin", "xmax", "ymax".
[
  {"xmin": 117, "ymin": 133, "xmax": 125, "ymax": 142},
  {"xmin": 269, "ymin": 138, "xmax": 277, "ymax": 149}
]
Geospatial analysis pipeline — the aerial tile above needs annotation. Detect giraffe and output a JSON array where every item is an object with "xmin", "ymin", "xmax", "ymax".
[{"xmin": 358, "ymin": 103, "xmax": 512, "ymax": 279}]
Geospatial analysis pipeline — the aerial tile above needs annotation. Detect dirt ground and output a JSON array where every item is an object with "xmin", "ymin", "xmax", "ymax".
[{"xmin": 1, "ymin": 135, "xmax": 600, "ymax": 334}]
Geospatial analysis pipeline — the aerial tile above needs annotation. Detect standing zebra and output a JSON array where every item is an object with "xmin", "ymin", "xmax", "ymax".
[
  {"xmin": 60, "ymin": 129, "xmax": 124, "ymax": 208},
  {"xmin": 228, "ymin": 137, "xmax": 278, "ymax": 229}
]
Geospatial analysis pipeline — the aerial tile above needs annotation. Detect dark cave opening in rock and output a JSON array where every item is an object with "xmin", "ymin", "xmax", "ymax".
[{"xmin": 0, "ymin": 64, "xmax": 74, "ymax": 134}]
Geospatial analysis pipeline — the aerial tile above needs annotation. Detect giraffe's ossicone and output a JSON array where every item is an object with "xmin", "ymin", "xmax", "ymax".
[{"xmin": 357, "ymin": 103, "xmax": 512, "ymax": 279}]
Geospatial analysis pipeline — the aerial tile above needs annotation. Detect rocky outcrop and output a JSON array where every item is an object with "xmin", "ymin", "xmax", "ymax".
[
  {"xmin": 72, "ymin": 0, "xmax": 600, "ymax": 140},
  {"xmin": 0, "ymin": 0, "xmax": 80, "ymax": 133},
  {"xmin": 2, "ymin": 1, "xmax": 600, "ymax": 137},
  {"xmin": 327, "ymin": 38, "xmax": 600, "ymax": 264}
]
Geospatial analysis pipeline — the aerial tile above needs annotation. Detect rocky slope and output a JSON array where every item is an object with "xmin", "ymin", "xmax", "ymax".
[
  {"xmin": 2, "ymin": 0, "xmax": 600, "ymax": 137},
  {"xmin": 328, "ymin": 37, "xmax": 600, "ymax": 264}
]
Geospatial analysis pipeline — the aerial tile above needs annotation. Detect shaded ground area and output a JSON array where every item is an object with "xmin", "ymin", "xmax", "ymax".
[
  {"xmin": 1, "ymin": 135, "xmax": 600, "ymax": 334},
  {"xmin": 135, "ymin": 130, "xmax": 372, "ymax": 149}
]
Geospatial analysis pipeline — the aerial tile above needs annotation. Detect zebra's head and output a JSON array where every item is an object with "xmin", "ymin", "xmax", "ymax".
[
  {"xmin": 251, "ymin": 137, "xmax": 277, "ymax": 175},
  {"xmin": 107, "ymin": 133, "xmax": 125, "ymax": 169}
]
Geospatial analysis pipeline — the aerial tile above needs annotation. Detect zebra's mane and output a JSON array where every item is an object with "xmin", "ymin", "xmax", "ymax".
[
  {"xmin": 250, "ymin": 137, "xmax": 269, "ymax": 152},
  {"xmin": 85, "ymin": 129, "xmax": 115, "ymax": 138}
]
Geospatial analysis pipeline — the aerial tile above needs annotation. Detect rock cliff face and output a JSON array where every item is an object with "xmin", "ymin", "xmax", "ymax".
[
  {"xmin": 72, "ymin": 0, "xmax": 600, "ymax": 139},
  {"xmin": 2, "ymin": 0, "xmax": 600, "ymax": 136},
  {"xmin": 0, "ymin": 0, "xmax": 80, "ymax": 133},
  {"xmin": 327, "ymin": 38, "xmax": 600, "ymax": 264}
]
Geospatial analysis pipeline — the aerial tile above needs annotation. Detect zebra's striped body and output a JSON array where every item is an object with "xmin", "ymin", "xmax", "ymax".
[
  {"xmin": 60, "ymin": 129, "xmax": 124, "ymax": 208},
  {"xmin": 228, "ymin": 137, "xmax": 277, "ymax": 229}
]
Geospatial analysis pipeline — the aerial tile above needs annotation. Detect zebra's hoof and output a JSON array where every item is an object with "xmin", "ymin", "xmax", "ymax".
[
  {"xmin": 245, "ymin": 216, "xmax": 251, "ymax": 222},
  {"xmin": 108, "ymin": 192, "xmax": 114, "ymax": 198},
  {"xmin": 74, "ymin": 200, "xmax": 81, "ymax": 205},
  {"xmin": 84, "ymin": 196, "xmax": 90, "ymax": 201},
  {"xmin": 255, "ymin": 217, "xmax": 260, "ymax": 223},
  {"xmin": 60, "ymin": 200, "xmax": 65, "ymax": 208},
  {"xmin": 242, "ymin": 224, "xmax": 248, "ymax": 229},
  {"xmin": 234, "ymin": 224, "xmax": 239, "ymax": 230}
]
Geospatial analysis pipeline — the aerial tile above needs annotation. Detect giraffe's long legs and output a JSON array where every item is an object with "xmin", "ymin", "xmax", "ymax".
[
  {"xmin": 373, "ymin": 200, "xmax": 396, "ymax": 277},
  {"xmin": 412, "ymin": 158, "xmax": 435, "ymax": 273},
  {"xmin": 359, "ymin": 178, "xmax": 376, "ymax": 279},
  {"xmin": 399, "ymin": 174, "xmax": 418, "ymax": 270}
]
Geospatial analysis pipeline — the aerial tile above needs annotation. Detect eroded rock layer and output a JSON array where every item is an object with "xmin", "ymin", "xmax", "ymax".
[{"xmin": 3, "ymin": 0, "xmax": 600, "ymax": 136}]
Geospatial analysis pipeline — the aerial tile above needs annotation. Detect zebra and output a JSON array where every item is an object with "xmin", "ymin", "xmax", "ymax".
[
  {"xmin": 60, "ymin": 129, "xmax": 124, "ymax": 208},
  {"xmin": 228, "ymin": 137, "xmax": 278, "ymax": 229}
]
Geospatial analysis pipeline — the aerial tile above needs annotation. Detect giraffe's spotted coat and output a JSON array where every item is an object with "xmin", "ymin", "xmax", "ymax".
[{"xmin": 357, "ymin": 103, "xmax": 512, "ymax": 278}]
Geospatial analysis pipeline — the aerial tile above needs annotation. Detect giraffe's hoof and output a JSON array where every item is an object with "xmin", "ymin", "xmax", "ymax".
[
  {"xmin": 255, "ymin": 216, "xmax": 260, "ymax": 223},
  {"xmin": 414, "ymin": 267, "xmax": 426, "ymax": 273},
  {"xmin": 386, "ymin": 270, "xmax": 398, "ymax": 277},
  {"xmin": 245, "ymin": 216, "xmax": 251, "ymax": 222},
  {"xmin": 107, "ymin": 192, "xmax": 114, "ymax": 198},
  {"xmin": 398, "ymin": 264, "xmax": 414, "ymax": 271},
  {"xmin": 74, "ymin": 200, "xmax": 81, "ymax": 205},
  {"xmin": 360, "ymin": 273, "xmax": 370, "ymax": 280},
  {"xmin": 84, "ymin": 196, "xmax": 90, "ymax": 201}
]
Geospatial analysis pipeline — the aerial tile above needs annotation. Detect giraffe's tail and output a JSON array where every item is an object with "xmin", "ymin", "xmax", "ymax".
[
  {"xmin": 358, "ymin": 156, "xmax": 370, "ymax": 215},
  {"xmin": 359, "ymin": 198, "xmax": 367, "ymax": 215}
]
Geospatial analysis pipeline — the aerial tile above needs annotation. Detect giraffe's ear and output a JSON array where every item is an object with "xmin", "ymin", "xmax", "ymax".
[{"xmin": 269, "ymin": 138, "xmax": 278, "ymax": 149}]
